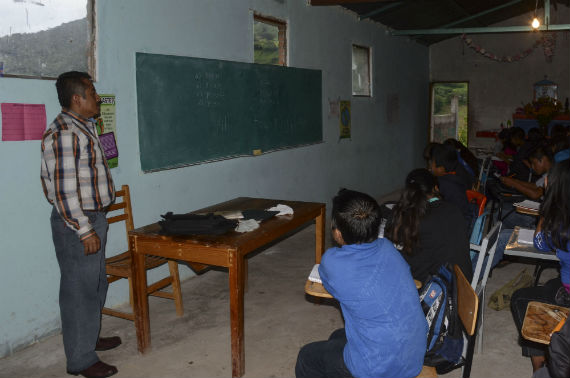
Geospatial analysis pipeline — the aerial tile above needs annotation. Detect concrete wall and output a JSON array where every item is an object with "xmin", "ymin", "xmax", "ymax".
[
  {"xmin": 0, "ymin": 0, "xmax": 428, "ymax": 357},
  {"xmin": 430, "ymin": 6, "xmax": 570, "ymax": 148}
]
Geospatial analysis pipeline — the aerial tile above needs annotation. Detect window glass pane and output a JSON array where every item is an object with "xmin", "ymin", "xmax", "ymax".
[
  {"xmin": 254, "ymin": 20, "xmax": 279, "ymax": 65},
  {"xmin": 0, "ymin": 0, "xmax": 91, "ymax": 78},
  {"xmin": 352, "ymin": 45, "xmax": 371, "ymax": 96}
]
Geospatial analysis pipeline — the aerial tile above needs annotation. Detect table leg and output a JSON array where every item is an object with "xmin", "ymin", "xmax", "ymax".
[
  {"xmin": 229, "ymin": 250, "xmax": 245, "ymax": 378},
  {"xmin": 315, "ymin": 206, "xmax": 325, "ymax": 263},
  {"xmin": 130, "ymin": 236, "xmax": 151, "ymax": 353}
]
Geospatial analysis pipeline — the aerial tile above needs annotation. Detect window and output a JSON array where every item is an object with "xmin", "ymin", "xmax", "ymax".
[
  {"xmin": 253, "ymin": 14, "xmax": 286, "ymax": 66},
  {"xmin": 352, "ymin": 45, "xmax": 371, "ymax": 96},
  {"xmin": 0, "ymin": 0, "xmax": 95, "ymax": 79}
]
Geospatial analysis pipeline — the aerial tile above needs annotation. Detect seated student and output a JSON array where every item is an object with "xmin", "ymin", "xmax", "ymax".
[
  {"xmin": 499, "ymin": 142, "xmax": 553, "ymax": 229},
  {"xmin": 509, "ymin": 128, "xmax": 543, "ymax": 181},
  {"xmin": 385, "ymin": 168, "xmax": 473, "ymax": 283},
  {"xmin": 510, "ymin": 160, "xmax": 570, "ymax": 374},
  {"xmin": 444, "ymin": 138, "xmax": 479, "ymax": 178},
  {"xmin": 494, "ymin": 127, "xmax": 525, "ymax": 176},
  {"xmin": 491, "ymin": 144, "xmax": 556, "ymax": 269},
  {"xmin": 429, "ymin": 143, "xmax": 473, "ymax": 225},
  {"xmin": 295, "ymin": 189, "xmax": 427, "ymax": 378}
]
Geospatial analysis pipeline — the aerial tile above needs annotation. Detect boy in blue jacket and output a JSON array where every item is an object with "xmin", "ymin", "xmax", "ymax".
[{"xmin": 295, "ymin": 189, "xmax": 427, "ymax": 378}]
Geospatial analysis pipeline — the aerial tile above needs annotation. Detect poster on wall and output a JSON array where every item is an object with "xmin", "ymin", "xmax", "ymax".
[
  {"xmin": 339, "ymin": 100, "xmax": 351, "ymax": 139},
  {"xmin": 96, "ymin": 94, "xmax": 118, "ymax": 168}
]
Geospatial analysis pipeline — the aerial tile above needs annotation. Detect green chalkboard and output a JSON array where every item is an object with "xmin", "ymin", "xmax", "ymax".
[{"xmin": 136, "ymin": 53, "xmax": 322, "ymax": 172}]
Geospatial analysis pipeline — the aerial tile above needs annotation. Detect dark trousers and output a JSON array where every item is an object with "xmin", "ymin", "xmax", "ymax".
[
  {"xmin": 51, "ymin": 207, "xmax": 109, "ymax": 373},
  {"xmin": 511, "ymin": 277, "xmax": 562, "ymax": 357},
  {"xmin": 295, "ymin": 328, "xmax": 353, "ymax": 378}
]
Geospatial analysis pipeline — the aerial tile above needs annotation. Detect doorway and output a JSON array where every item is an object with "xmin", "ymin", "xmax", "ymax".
[{"xmin": 430, "ymin": 82, "xmax": 469, "ymax": 146}]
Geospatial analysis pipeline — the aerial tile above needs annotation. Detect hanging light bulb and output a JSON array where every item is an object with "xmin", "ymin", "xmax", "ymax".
[{"xmin": 531, "ymin": 0, "xmax": 540, "ymax": 29}]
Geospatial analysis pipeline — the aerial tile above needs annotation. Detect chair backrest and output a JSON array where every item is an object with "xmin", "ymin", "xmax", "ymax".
[
  {"xmin": 466, "ymin": 190, "xmax": 487, "ymax": 217},
  {"xmin": 471, "ymin": 221, "xmax": 502, "ymax": 291},
  {"xmin": 476, "ymin": 156, "xmax": 492, "ymax": 195},
  {"xmin": 106, "ymin": 185, "xmax": 134, "ymax": 234},
  {"xmin": 454, "ymin": 265, "xmax": 479, "ymax": 336},
  {"xmin": 469, "ymin": 211, "xmax": 488, "ymax": 247}
]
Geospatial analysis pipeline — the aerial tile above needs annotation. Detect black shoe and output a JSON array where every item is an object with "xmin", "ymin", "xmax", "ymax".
[
  {"xmin": 95, "ymin": 336, "xmax": 122, "ymax": 351},
  {"xmin": 68, "ymin": 361, "xmax": 118, "ymax": 378}
]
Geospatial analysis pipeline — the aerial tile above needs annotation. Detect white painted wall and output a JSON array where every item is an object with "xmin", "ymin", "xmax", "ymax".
[
  {"xmin": 430, "ymin": 6, "xmax": 570, "ymax": 148},
  {"xmin": 0, "ymin": 0, "xmax": 428, "ymax": 356}
]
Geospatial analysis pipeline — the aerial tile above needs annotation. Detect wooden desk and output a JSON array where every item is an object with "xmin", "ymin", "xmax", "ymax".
[
  {"xmin": 304, "ymin": 278, "xmax": 421, "ymax": 298},
  {"xmin": 129, "ymin": 197, "xmax": 325, "ymax": 378},
  {"xmin": 522, "ymin": 301, "xmax": 569, "ymax": 344},
  {"xmin": 505, "ymin": 227, "xmax": 559, "ymax": 262}
]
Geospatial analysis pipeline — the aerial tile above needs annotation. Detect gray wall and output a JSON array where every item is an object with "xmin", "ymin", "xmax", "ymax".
[
  {"xmin": 0, "ymin": 0, "xmax": 428, "ymax": 357},
  {"xmin": 430, "ymin": 6, "xmax": 570, "ymax": 147}
]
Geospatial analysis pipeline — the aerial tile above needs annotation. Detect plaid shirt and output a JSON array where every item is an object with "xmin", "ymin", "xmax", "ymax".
[{"xmin": 41, "ymin": 110, "xmax": 115, "ymax": 240}]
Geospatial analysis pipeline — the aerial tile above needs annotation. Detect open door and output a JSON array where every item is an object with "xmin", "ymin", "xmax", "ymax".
[{"xmin": 430, "ymin": 82, "xmax": 469, "ymax": 146}]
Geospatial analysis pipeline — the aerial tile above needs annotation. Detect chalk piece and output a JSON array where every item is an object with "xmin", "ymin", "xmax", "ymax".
[{"xmin": 253, "ymin": 149, "xmax": 262, "ymax": 156}]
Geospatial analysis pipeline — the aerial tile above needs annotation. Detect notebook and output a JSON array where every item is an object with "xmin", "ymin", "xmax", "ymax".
[
  {"xmin": 308, "ymin": 264, "xmax": 321, "ymax": 283},
  {"xmin": 518, "ymin": 227, "xmax": 535, "ymax": 245},
  {"xmin": 514, "ymin": 200, "xmax": 540, "ymax": 211}
]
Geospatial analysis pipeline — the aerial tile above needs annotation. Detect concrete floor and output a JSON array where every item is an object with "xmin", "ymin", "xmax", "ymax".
[{"xmin": 1, "ymin": 203, "xmax": 552, "ymax": 378}]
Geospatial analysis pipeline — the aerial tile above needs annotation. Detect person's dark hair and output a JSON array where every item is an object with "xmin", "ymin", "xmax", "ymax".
[
  {"xmin": 528, "ymin": 141, "xmax": 553, "ymax": 162},
  {"xmin": 551, "ymin": 135, "xmax": 570, "ymax": 155},
  {"xmin": 423, "ymin": 142, "xmax": 439, "ymax": 165},
  {"xmin": 331, "ymin": 189, "xmax": 381, "ymax": 245},
  {"xmin": 510, "ymin": 127, "xmax": 525, "ymax": 141},
  {"xmin": 444, "ymin": 138, "xmax": 479, "ymax": 176},
  {"xmin": 550, "ymin": 124, "xmax": 566, "ymax": 139},
  {"xmin": 385, "ymin": 168, "xmax": 438, "ymax": 254},
  {"xmin": 539, "ymin": 159, "xmax": 570, "ymax": 250},
  {"xmin": 430, "ymin": 143, "xmax": 458, "ymax": 172},
  {"xmin": 527, "ymin": 128, "xmax": 542, "ymax": 142},
  {"xmin": 498, "ymin": 128, "xmax": 510, "ymax": 141},
  {"xmin": 55, "ymin": 71, "xmax": 92, "ymax": 108}
]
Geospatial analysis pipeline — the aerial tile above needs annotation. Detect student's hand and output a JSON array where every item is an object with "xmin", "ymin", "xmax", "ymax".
[{"xmin": 82, "ymin": 233, "xmax": 101, "ymax": 255}]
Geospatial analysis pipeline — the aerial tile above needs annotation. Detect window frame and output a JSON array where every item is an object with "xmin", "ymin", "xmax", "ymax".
[
  {"xmin": 253, "ymin": 13, "xmax": 287, "ymax": 66},
  {"xmin": 351, "ymin": 44, "xmax": 372, "ymax": 97},
  {"xmin": 0, "ymin": 0, "xmax": 96, "ymax": 80}
]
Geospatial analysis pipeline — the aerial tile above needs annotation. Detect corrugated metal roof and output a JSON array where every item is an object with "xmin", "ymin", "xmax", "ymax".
[{"xmin": 310, "ymin": 0, "xmax": 569, "ymax": 45}]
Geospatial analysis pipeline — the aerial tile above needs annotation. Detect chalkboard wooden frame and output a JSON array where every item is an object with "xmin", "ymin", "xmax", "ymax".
[{"xmin": 136, "ymin": 53, "xmax": 322, "ymax": 172}]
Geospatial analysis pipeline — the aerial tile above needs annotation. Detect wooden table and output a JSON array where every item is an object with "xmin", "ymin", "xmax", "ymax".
[
  {"xmin": 129, "ymin": 197, "xmax": 325, "ymax": 378},
  {"xmin": 522, "ymin": 301, "xmax": 569, "ymax": 344}
]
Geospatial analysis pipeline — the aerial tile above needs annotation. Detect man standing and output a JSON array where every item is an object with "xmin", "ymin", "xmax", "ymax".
[{"xmin": 41, "ymin": 71, "xmax": 119, "ymax": 378}]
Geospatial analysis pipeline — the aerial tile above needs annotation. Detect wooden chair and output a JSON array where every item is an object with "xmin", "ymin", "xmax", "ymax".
[
  {"xmin": 417, "ymin": 265, "xmax": 479, "ymax": 378},
  {"xmin": 102, "ymin": 185, "xmax": 184, "ymax": 321}
]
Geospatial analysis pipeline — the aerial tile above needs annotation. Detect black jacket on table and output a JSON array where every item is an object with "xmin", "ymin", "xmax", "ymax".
[{"xmin": 400, "ymin": 199, "xmax": 473, "ymax": 284}]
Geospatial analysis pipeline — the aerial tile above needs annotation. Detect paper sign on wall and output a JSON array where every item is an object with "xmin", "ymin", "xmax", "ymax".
[
  {"xmin": 1, "ymin": 103, "xmax": 46, "ymax": 141},
  {"xmin": 95, "ymin": 94, "xmax": 118, "ymax": 168}
]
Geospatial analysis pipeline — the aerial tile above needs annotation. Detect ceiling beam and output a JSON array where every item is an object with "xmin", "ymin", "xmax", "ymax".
[
  {"xmin": 440, "ymin": 0, "xmax": 525, "ymax": 28},
  {"xmin": 391, "ymin": 23, "xmax": 570, "ymax": 35},
  {"xmin": 309, "ymin": 0, "xmax": 394, "ymax": 5},
  {"xmin": 359, "ymin": 2, "xmax": 402, "ymax": 20}
]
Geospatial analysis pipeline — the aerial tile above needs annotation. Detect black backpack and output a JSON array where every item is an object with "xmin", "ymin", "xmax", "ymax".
[{"xmin": 418, "ymin": 263, "xmax": 465, "ymax": 374}]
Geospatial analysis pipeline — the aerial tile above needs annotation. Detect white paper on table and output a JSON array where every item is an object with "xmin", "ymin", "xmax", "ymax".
[
  {"xmin": 518, "ymin": 228, "xmax": 535, "ymax": 245},
  {"xmin": 308, "ymin": 264, "xmax": 321, "ymax": 283}
]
